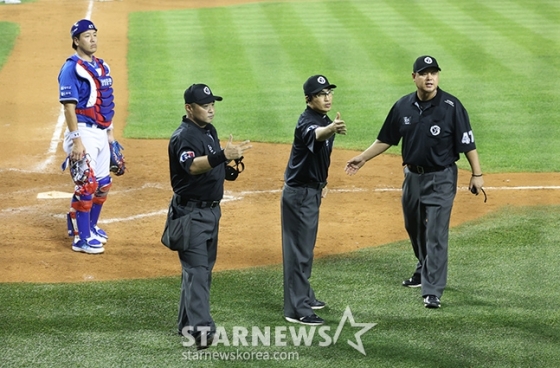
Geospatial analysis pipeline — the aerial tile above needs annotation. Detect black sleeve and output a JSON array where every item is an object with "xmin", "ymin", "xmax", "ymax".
[
  {"xmin": 172, "ymin": 128, "xmax": 204, "ymax": 174},
  {"xmin": 377, "ymin": 102, "xmax": 401, "ymax": 146},
  {"xmin": 298, "ymin": 117, "xmax": 323, "ymax": 153},
  {"xmin": 453, "ymin": 100, "xmax": 477, "ymax": 153}
]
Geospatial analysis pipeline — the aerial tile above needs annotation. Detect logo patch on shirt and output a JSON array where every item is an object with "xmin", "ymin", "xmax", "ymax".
[
  {"xmin": 99, "ymin": 76, "xmax": 113, "ymax": 87},
  {"xmin": 444, "ymin": 99, "xmax": 455, "ymax": 107},
  {"xmin": 403, "ymin": 117, "xmax": 411, "ymax": 125},
  {"xmin": 180, "ymin": 151, "xmax": 195, "ymax": 163},
  {"xmin": 430, "ymin": 125, "xmax": 441, "ymax": 136}
]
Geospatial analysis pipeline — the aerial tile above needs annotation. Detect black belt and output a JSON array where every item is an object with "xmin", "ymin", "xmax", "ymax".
[
  {"xmin": 406, "ymin": 164, "xmax": 447, "ymax": 174},
  {"xmin": 298, "ymin": 182, "xmax": 327, "ymax": 190},
  {"xmin": 178, "ymin": 196, "xmax": 220, "ymax": 208}
]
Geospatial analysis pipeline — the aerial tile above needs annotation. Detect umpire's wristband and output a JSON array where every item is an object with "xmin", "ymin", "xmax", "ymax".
[{"xmin": 208, "ymin": 150, "xmax": 227, "ymax": 168}]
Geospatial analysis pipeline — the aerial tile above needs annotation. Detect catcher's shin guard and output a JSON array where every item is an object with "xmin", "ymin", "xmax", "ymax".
[
  {"xmin": 67, "ymin": 212, "xmax": 79, "ymax": 238},
  {"xmin": 67, "ymin": 199, "xmax": 103, "ymax": 248},
  {"xmin": 90, "ymin": 175, "xmax": 112, "ymax": 227},
  {"xmin": 90, "ymin": 203, "xmax": 103, "ymax": 230},
  {"xmin": 71, "ymin": 193, "xmax": 93, "ymax": 212},
  {"xmin": 75, "ymin": 210, "xmax": 93, "ymax": 240}
]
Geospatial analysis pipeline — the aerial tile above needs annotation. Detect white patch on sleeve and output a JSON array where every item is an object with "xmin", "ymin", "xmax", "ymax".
[{"xmin": 180, "ymin": 151, "xmax": 196, "ymax": 163}]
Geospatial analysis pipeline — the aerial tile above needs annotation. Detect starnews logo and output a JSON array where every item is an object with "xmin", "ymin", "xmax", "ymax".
[{"xmin": 182, "ymin": 306, "xmax": 376, "ymax": 355}]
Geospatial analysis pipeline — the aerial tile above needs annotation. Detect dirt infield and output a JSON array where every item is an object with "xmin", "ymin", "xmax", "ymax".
[{"xmin": 1, "ymin": 0, "xmax": 560, "ymax": 284}]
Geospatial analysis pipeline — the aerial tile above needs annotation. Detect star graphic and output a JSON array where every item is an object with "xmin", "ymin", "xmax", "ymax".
[{"xmin": 332, "ymin": 306, "xmax": 376, "ymax": 355}]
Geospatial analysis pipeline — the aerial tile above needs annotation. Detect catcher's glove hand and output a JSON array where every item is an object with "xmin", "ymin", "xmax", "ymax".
[{"xmin": 109, "ymin": 140, "xmax": 126, "ymax": 176}]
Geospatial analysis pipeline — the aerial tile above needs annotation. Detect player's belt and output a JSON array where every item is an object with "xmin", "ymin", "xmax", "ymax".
[
  {"xmin": 77, "ymin": 122, "xmax": 104, "ymax": 130},
  {"xmin": 177, "ymin": 195, "xmax": 220, "ymax": 208},
  {"xmin": 406, "ymin": 164, "xmax": 447, "ymax": 174},
  {"xmin": 294, "ymin": 182, "xmax": 327, "ymax": 190}
]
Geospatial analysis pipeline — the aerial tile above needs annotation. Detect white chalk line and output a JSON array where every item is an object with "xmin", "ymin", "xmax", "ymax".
[
  {"xmin": 2, "ymin": 185, "xmax": 559, "ymax": 221},
  {"xmin": 234, "ymin": 186, "xmax": 560, "ymax": 195},
  {"xmin": 35, "ymin": 106, "xmax": 66, "ymax": 172},
  {"xmin": 99, "ymin": 209, "xmax": 167, "ymax": 224},
  {"xmin": 478, "ymin": 186, "xmax": 560, "ymax": 190}
]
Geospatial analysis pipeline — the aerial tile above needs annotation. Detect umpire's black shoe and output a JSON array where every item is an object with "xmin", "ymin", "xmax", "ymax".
[
  {"xmin": 310, "ymin": 300, "xmax": 326, "ymax": 310},
  {"xmin": 402, "ymin": 275, "xmax": 422, "ymax": 288},
  {"xmin": 195, "ymin": 331, "xmax": 215, "ymax": 350},
  {"xmin": 285, "ymin": 314, "xmax": 324, "ymax": 326},
  {"xmin": 423, "ymin": 295, "xmax": 441, "ymax": 308}
]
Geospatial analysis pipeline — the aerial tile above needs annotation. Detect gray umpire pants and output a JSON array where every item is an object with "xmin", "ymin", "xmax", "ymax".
[
  {"xmin": 402, "ymin": 164, "xmax": 457, "ymax": 298},
  {"xmin": 175, "ymin": 196, "xmax": 220, "ymax": 336},
  {"xmin": 281, "ymin": 184, "xmax": 322, "ymax": 319}
]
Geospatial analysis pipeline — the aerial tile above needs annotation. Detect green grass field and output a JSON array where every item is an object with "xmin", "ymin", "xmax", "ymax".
[
  {"xmin": 1, "ymin": 0, "xmax": 560, "ymax": 367},
  {"xmin": 127, "ymin": 0, "xmax": 560, "ymax": 173},
  {"xmin": 1, "ymin": 206, "xmax": 559, "ymax": 367},
  {"xmin": 0, "ymin": 22, "xmax": 19, "ymax": 66}
]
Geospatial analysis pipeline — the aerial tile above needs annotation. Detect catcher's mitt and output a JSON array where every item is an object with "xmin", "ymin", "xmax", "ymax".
[{"xmin": 109, "ymin": 140, "xmax": 126, "ymax": 176}]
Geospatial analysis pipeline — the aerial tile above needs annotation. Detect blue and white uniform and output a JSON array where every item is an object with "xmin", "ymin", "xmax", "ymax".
[{"xmin": 58, "ymin": 19, "xmax": 115, "ymax": 254}]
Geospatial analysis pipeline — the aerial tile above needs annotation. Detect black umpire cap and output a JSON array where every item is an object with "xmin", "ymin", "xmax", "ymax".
[
  {"xmin": 413, "ymin": 55, "xmax": 441, "ymax": 73},
  {"xmin": 184, "ymin": 84, "xmax": 223, "ymax": 104},
  {"xmin": 303, "ymin": 75, "xmax": 337, "ymax": 96}
]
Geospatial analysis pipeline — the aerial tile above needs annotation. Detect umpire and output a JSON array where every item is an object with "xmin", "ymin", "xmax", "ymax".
[
  {"xmin": 345, "ymin": 56, "xmax": 484, "ymax": 308},
  {"xmin": 282, "ymin": 75, "xmax": 347, "ymax": 325},
  {"xmin": 167, "ymin": 84, "xmax": 251, "ymax": 349}
]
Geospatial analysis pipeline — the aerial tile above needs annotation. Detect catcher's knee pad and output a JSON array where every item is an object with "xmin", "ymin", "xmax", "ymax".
[
  {"xmin": 93, "ymin": 175, "xmax": 112, "ymax": 204},
  {"xmin": 71, "ymin": 193, "xmax": 93, "ymax": 212}
]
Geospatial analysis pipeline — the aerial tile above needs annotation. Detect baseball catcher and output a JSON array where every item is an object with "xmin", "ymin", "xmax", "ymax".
[
  {"xmin": 109, "ymin": 140, "xmax": 126, "ymax": 176},
  {"xmin": 59, "ymin": 18, "xmax": 119, "ymax": 254}
]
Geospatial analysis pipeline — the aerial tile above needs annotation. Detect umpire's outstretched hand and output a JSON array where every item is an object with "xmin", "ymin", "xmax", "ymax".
[
  {"xmin": 224, "ymin": 134, "xmax": 252, "ymax": 160},
  {"xmin": 331, "ymin": 112, "xmax": 347, "ymax": 135},
  {"xmin": 345, "ymin": 155, "xmax": 366, "ymax": 176}
]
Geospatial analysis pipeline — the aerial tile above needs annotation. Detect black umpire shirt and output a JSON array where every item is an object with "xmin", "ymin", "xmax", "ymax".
[
  {"xmin": 168, "ymin": 116, "xmax": 225, "ymax": 201},
  {"xmin": 377, "ymin": 87, "xmax": 477, "ymax": 168},
  {"xmin": 284, "ymin": 106, "xmax": 334, "ymax": 186}
]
